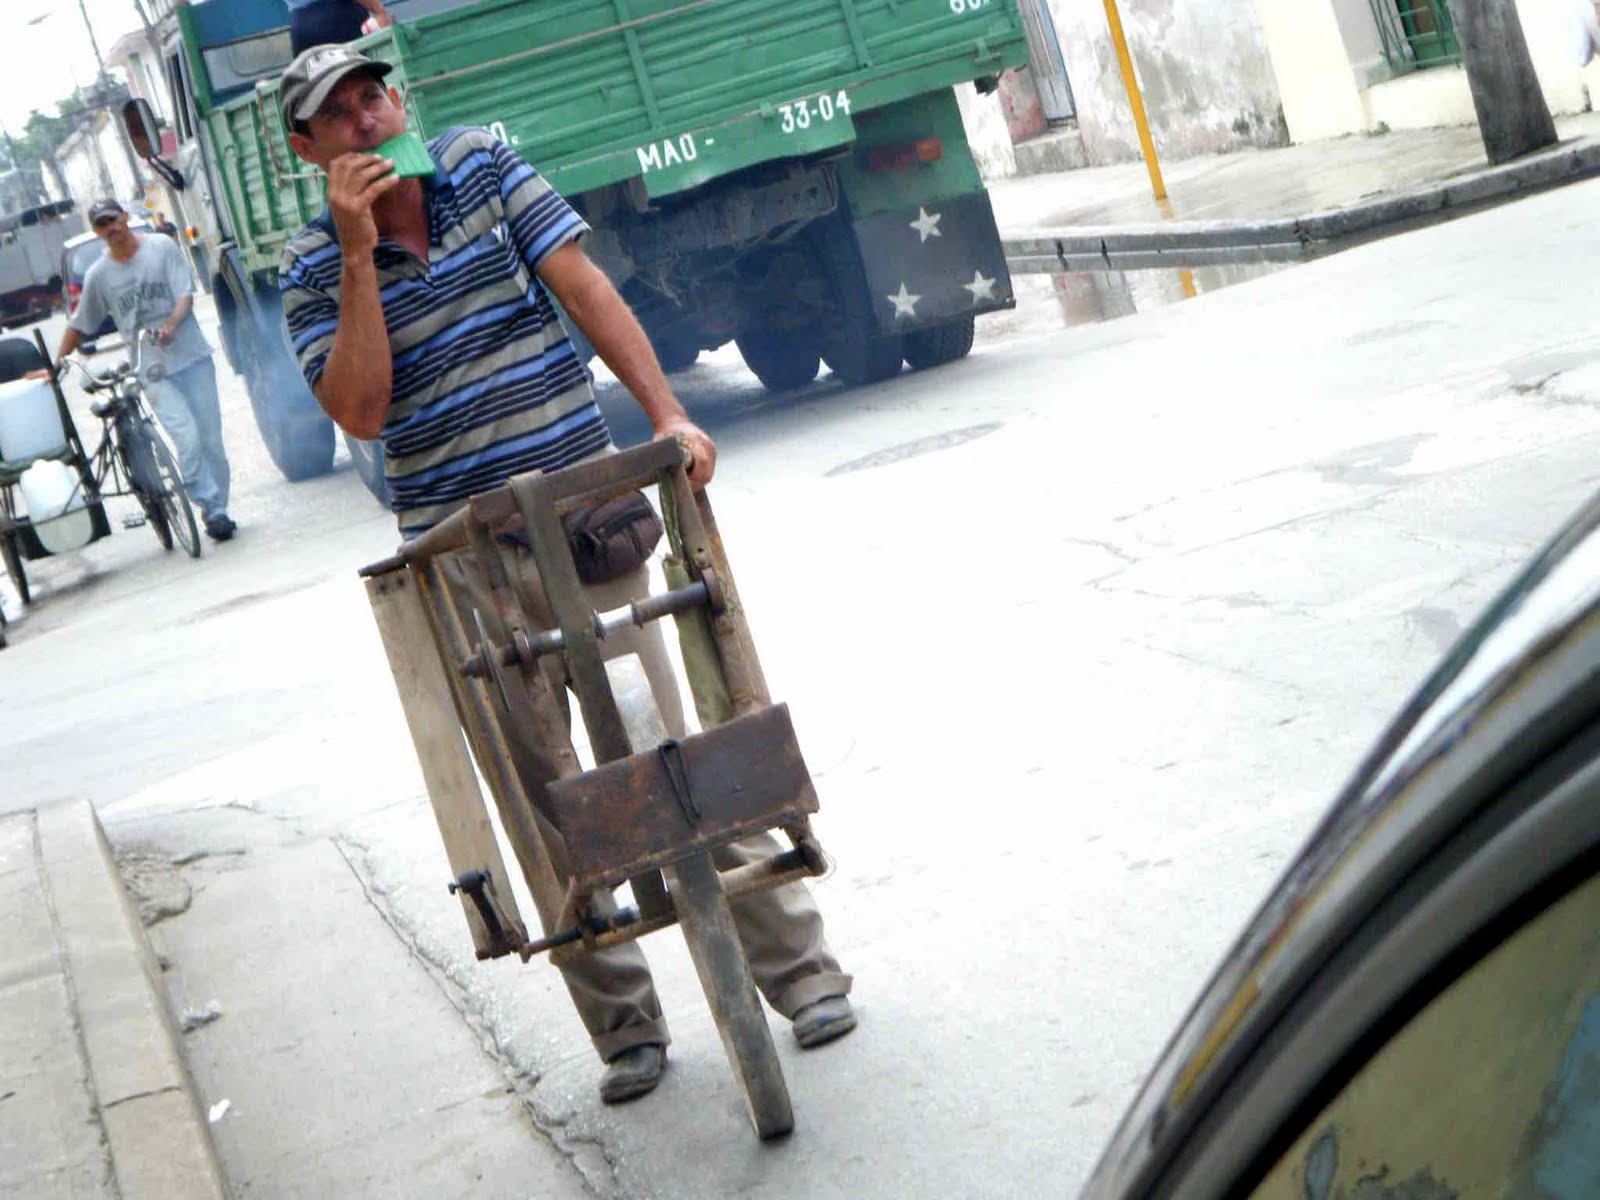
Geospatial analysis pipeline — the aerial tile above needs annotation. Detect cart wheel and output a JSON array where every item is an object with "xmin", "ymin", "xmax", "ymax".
[
  {"xmin": 667, "ymin": 850, "xmax": 795, "ymax": 1139},
  {"xmin": 1, "ymin": 529, "xmax": 30, "ymax": 606},
  {"xmin": 607, "ymin": 657, "xmax": 793, "ymax": 1139}
]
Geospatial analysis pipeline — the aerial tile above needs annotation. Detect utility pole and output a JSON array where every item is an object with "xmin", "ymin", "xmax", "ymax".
[
  {"xmin": 72, "ymin": 0, "xmax": 148, "ymax": 201},
  {"xmin": 77, "ymin": 0, "xmax": 107, "ymax": 69},
  {"xmin": 1444, "ymin": 0, "xmax": 1558, "ymax": 164}
]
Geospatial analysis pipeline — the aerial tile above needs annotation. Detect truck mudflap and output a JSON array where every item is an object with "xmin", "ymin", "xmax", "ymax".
[{"xmin": 853, "ymin": 191, "xmax": 1014, "ymax": 336}]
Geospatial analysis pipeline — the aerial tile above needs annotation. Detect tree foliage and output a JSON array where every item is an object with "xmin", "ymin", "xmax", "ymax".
[{"xmin": 2, "ymin": 76, "xmax": 125, "ymax": 173}]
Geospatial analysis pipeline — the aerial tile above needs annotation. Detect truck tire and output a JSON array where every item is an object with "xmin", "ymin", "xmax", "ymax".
[
  {"xmin": 903, "ymin": 315, "xmax": 975, "ymax": 370},
  {"xmin": 250, "ymin": 364, "xmax": 335, "ymax": 482},
  {"xmin": 811, "ymin": 219, "xmax": 903, "ymax": 387},
  {"xmin": 736, "ymin": 328, "xmax": 820, "ymax": 392},
  {"xmin": 654, "ymin": 337, "xmax": 700, "ymax": 374},
  {"xmin": 225, "ymin": 286, "xmax": 337, "ymax": 483},
  {"xmin": 344, "ymin": 432, "xmax": 391, "ymax": 507},
  {"xmin": 822, "ymin": 336, "xmax": 904, "ymax": 386}
]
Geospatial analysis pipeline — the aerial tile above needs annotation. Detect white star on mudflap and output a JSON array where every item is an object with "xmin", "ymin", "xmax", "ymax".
[
  {"xmin": 963, "ymin": 269, "xmax": 997, "ymax": 304},
  {"xmin": 888, "ymin": 283, "xmax": 921, "ymax": 319},
  {"xmin": 909, "ymin": 207, "xmax": 943, "ymax": 243}
]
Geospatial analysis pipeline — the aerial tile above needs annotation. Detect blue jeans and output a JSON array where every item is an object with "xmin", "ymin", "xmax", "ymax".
[{"xmin": 148, "ymin": 357, "xmax": 229, "ymax": 521}]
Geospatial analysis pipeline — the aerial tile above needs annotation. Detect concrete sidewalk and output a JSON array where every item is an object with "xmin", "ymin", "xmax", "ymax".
[
  {"xmin": 991, "ymin": 111, "xmax": 1600, "ymax": 230},
  {"xmin": 985, "ymin": 109, "xmax": 1600, "ymax": 315},
  {"xmin": 1, "ymin": 800, "xmax": 225, "ymax": 1199}
]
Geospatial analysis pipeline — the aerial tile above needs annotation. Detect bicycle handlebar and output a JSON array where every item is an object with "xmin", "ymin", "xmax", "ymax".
[{"xmin": 62, "ymin": 328, "xmax": 162, "ymax": 398}]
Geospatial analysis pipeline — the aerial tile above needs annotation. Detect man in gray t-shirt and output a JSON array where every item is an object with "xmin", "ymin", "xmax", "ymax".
[{"xmin": 51, "ymin": 200, "xmax": 235, "ymax": 540}]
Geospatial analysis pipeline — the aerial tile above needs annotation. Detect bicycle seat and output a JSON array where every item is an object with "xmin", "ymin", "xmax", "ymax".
[{"xmin": 89, "ymin": 395, "xmax": 124, "ymax": 419}]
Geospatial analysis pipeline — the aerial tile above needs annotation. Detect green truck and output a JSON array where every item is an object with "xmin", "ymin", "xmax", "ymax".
[{"xmin": 128, "ymin": 0, "xmax": 1028, "ymax": 499}]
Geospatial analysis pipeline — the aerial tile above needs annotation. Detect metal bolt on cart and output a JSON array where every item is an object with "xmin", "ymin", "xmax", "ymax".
[{"xmin": 360, "ymin": 438, "xmax": 828, "ymax": 1139}]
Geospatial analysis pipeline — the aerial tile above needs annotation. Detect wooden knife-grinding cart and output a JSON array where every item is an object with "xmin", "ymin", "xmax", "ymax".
[{"xmin": 360, "ymin": 439, "xmax": 829, "ymax": 1139}]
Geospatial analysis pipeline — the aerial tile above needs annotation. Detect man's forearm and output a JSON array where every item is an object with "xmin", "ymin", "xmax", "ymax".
[
  {"xmin": 163, "ymin": 294, "xmax": 194, "ymax": 334},
  {"xmin": 315, "ymin": 256, "xmax": 393, "ymax": 440},
  {"xmin": 564, "ymin": 268, "xmax": 685, "ymax": 430},
  {"xmin": 55, "ymin": 325, "xmax": 84, "ymax": 363}
]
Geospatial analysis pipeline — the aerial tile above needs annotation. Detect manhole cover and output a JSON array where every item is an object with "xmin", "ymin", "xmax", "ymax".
[{"xmin": 826, "ymin": 422, "xmax": 1003, "ymax": 477}]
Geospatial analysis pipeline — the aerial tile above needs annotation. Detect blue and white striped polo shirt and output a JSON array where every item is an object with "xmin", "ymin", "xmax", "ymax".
[{"xmin": 279, "ymin": 126, "xmax": 611, "ymax": 534}]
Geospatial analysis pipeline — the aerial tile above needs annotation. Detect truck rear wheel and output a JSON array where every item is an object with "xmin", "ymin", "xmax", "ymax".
[
  {"xmin": 903, "ymin": 316, "xmax": 975, "ymax": 370},
  {"xmin": 811, "ymin": 219, "xmax": 903, "ymax": 387},
  {"xmin": 822, "ymin": 336, "xmax": 904, "ymax": 386},
  {"xmin": 736, "ymin": 329, "xmax": 820, "ymax": 392},
  {"xmin": 654, "ymin": 337, "xmax": 700, "ymax": 375}
]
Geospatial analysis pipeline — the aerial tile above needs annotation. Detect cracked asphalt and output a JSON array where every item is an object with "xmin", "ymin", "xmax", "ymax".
[{"xmin": 4, "ymin": 178, "xmax": 1600, "ymax": 1196}]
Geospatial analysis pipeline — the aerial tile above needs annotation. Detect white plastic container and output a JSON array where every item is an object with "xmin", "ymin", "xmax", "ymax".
[
  {"xmin": 0, "ymin": 377, "xmax": 67, "ymax": 462},
  {"xmin": 19, "ymin": 458, "xmax": 92, "ymax": 555}
]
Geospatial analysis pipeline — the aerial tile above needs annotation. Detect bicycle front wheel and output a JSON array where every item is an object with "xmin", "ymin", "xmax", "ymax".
[
  {"xmin": 132, "ymin": 423, "xmax": 201, "ymax": 559},
  {"xmin": 119, "ymin": 415, "xmax": 171, "ymax": 549},
  {"xmin": 150, "ymin": 432, "xmax": 201, "ymax": 559}
]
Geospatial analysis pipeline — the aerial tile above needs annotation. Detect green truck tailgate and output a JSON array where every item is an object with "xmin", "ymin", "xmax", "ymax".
[{"xmin": 202, "ymin": 0, "xmax": 1027, "ymax": 272}]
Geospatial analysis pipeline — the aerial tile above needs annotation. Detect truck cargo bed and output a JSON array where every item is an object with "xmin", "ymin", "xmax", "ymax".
[{"xmin": 195, "ymin": 0, "xmax": 1026, "ymax": 272}]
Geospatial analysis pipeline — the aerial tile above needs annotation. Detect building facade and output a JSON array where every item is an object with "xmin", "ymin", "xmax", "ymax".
[
  {"xmin": 1262, "ymin": 0, "xmax": 1600, "ymax": 140},
  {"xmin": 963, "ymin": 0, "xmax": 1600, "ymax": 178},
  {"xmin": 55, "ymin": 112, "xmax": 144, "ymax": 213}
]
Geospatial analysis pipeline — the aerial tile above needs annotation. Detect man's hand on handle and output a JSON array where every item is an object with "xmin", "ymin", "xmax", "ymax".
[
  {"xmin": 655, "ymin": 417, "xmax": 716, "ymax": 488},
  {"xmin": 326, "ymin": 151, "xmax": 399, "ymax": 261}
]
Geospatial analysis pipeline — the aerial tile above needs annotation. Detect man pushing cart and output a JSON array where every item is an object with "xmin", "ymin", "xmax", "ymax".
[{"xmin": 278, "ymin": 46, "xmax": 855, "ymax": 1122}]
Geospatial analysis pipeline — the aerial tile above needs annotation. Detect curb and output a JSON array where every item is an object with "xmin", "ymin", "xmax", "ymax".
[
  {"xmin": 34, "ymin": 799, "xmax": 228, "ymax": 1200},
  {"xmin": 1003, "ymin": 135, "xmax": 1600, "ymax": 274}
]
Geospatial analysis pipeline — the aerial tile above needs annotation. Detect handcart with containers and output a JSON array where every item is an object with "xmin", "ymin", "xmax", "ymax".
[
  {"xmin": 0, "ymin": 331, "xmax": 111, "ymax": 638},
  {"xmin": 0, "ymin": 329, "xmax": 201, "ymax": 644}
]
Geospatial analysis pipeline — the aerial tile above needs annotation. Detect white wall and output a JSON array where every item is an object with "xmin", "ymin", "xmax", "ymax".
[
  {"xmin": 1260, "ymin": 0, "xmax": 1600, "ymax": 142},
  {"xmin": 58, "ymin": 117, "xmax": 145, "ymax": 214},
  {"xmin": 955, "ymin": 83, "xmax": 1020, "ymax": 179},
  {"xmin": 124, "ymin": 49, "xmax": 173, "ymax": 126},
  {"xmin": 1047, "ymin": 0, "xmax": 1289, "ymax": 165},
  {"xmin": 1257, "ymin": 0, "xmax": 1367, "ymax": 142}
]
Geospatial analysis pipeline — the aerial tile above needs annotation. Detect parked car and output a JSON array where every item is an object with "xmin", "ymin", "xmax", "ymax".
[
  {"xmin": 1084, "ymin": 492, "xmax": 1600, "ymax": 1199},
  {"xmin": 59, "ymin": 220, "xmax": 152, "ymax": 344}
]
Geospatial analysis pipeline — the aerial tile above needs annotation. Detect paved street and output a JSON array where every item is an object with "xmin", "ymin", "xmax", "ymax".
[{"xmin": 3, "ymin": 180, "xmax": 1599, "ymax": 1196}]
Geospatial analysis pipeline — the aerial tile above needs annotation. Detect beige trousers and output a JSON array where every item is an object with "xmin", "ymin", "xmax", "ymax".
[{"xmin": 439, "ymin": 545, "xmax": 850, "ymax": 1061}]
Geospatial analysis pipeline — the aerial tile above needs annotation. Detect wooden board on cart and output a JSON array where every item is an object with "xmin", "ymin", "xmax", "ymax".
[{"xmin": 366, "ymin": 567, "xmax": 529, "ymax": 959}]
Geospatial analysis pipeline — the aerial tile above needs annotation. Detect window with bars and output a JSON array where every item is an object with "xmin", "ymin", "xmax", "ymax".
[{"xmin": 1368, "ymin": 0, "xmax": 1462, "ymax": 71}]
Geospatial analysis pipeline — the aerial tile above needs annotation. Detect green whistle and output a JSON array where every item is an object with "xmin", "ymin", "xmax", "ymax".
[{"xmin": 375, "ymin": 132, "xmax": 435, "ymax": 178}]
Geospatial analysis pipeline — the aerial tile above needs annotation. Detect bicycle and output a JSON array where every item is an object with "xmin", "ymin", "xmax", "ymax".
[{"xmin": 63, "ymin": 329, "xmax": 201, "ymax": 560}]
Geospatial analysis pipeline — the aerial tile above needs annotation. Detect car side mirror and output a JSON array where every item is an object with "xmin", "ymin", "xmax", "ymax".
[{"xmin": 121, "ymin": 99, "xmax": 186, "ymax": 190}]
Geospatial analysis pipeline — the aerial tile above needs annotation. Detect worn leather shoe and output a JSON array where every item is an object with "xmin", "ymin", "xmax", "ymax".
[
  {"xmin": 599, "ymin": 1043, "xmax": 666, "ymax": 1104},
  {"xmin": 792, "ymin": 995, "xmax": 857, "ymax": 1048}
]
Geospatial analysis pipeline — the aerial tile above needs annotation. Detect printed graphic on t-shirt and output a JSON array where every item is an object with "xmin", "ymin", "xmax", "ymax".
[{"xmin": 110, "ymin": 278, "xmax": 179, "ymax": 332}]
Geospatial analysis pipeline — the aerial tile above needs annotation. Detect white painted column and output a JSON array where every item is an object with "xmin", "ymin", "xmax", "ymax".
[{"xmin": 1256, "ymin": 0, "xmax": 1369, "ymax": 142}]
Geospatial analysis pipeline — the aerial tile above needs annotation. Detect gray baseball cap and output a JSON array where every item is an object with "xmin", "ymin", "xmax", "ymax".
[
  {"xmin": 87, "ymin": 199, "xmax": 125, "ymax": 226},
  {"xmin": 279, "ymin": 44, "xmax": 393, "ymax": 123}
]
